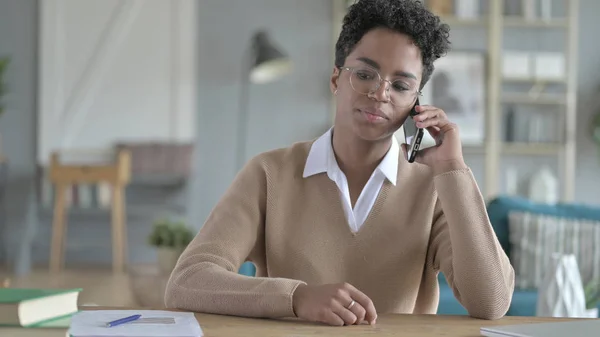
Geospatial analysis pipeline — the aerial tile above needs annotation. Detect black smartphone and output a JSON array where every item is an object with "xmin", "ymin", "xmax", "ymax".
[{"xmin": 403, "ymin": 99, "xmax": 424, "ymax": 163}]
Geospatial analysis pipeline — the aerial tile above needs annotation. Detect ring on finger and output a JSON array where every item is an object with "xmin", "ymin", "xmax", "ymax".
[{"xmin": 347, "ymin": 300, "xmax": 356, "ymax": 310}]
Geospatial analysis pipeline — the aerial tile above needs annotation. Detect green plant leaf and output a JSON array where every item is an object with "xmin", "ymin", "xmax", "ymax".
[
  {"xmin": 147, "ymin": 217, "xmax": 194, "ymax": 249},
  {"xmin": 0, "ymin": 56, "xmax": 9, "ymax": 118},
  {"xmin": 584, "ymin": 279, "xmax": 600, "ymax": 310},
  {"xmin": 593, "ymin": 112, "xmax": 600, "ymax": 145}
]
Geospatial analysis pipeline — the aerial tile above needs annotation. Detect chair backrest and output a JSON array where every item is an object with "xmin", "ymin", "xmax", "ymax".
[{"xmin": 487, "ymin": 195, "xmax": 600, "ymax": 259}]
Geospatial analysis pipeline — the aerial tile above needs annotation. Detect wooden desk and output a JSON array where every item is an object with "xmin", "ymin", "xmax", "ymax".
[{"xmin": 86, "ymin": 307, "xmax": 586, "ymax": 336}]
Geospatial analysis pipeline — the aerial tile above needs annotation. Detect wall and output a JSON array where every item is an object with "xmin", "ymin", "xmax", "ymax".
[
  {"xmin": 0, "ymin": 0, "xmax": 333, "ymax": 271},
  {"xmin": 37, "ymin": 0, "xmax": 197, "ymax": 165},
  {"xmin": 572, "ymin": 0, "xmax": 600, "ymax": 204},
  {"xmin": 0, "ymin": 0, "xmax": 39, "ymax": 273},
  {"xmin": 0, "ymin": 0, "xmax": 38, "ymax": 182},
  {"xmin": 188, "ymin": 0, "xmax": 333, "ymax": 229},
  {"xmin": 0, "ymin": 0, "xmax": 194, "ymax": 271}
]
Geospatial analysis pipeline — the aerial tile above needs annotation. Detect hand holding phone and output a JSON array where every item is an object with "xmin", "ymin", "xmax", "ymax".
[{"xmin": 403, "ymin": 99, "xmax": 424, "ymax": 163}]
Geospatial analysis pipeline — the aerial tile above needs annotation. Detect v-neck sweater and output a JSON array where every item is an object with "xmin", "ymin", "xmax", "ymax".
[
  {"xmin": 302, "ymin": 128, "xmax": 401, "ymax": 232},
  {"xmin": 164, "ymin": 140, "xmax": 515, "ymax": 320}
]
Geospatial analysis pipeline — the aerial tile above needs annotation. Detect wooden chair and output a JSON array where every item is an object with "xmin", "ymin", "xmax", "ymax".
[{"xmin": 48, "ymin": 149, "xmax": 131, "ymax": 273}]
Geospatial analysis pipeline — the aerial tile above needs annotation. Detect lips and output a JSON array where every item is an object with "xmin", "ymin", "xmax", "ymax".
[{"xmin": 360, "ymin": 108, "xmax": 389, "ymax": 120}]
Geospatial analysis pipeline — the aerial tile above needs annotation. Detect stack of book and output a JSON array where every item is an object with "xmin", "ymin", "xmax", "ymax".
[{"xmin": 0, "ymin": 287, "xmax": 81, "ymax": 337}]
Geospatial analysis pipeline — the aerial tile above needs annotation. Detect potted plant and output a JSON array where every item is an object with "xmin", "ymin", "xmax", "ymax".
[
  {"xmin": 592, "ymin": 110, "xmax": 600, "ymax": 159},
  {"xmin": 148, "ymin": 218, "xmax": 195, "ymax": 274},
  {"xmin": 584, "ymin": 279, "xmax": 600, "ymax": 318}
]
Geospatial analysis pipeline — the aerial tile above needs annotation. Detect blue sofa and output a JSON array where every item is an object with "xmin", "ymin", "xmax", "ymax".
[
  {"xmin": 437, "ymin": 195, "xmax": 600, "ymax": 316},
  {"xmin": 238, "ymin": 195, "xmax": 600, "ymax": 316}
]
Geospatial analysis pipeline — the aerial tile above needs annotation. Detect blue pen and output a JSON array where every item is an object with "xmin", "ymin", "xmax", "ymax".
[{"xmin": 106, "ymin": 314, "xmax": 142, "ymax": 327}]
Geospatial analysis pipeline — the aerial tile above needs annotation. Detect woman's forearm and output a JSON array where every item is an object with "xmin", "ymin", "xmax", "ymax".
[{"xmin": 430, "ymin": 168, "xmax": 515, "ymax": 320}]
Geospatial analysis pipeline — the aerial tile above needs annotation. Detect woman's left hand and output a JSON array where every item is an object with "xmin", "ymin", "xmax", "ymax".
[{"xmin": 402, "ymin": 105, "xmax": 468, "ymax": 175}]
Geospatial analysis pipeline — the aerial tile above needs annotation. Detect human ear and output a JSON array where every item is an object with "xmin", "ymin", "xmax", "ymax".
[{"xmin": 330, "ymin": 67, "xmax": 340, "ymax": 95}]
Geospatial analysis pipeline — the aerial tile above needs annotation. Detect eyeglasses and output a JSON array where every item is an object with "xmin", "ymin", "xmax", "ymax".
[{"xmin": 339, "ymin": 66, "xmax": 421, "ymax": 108}]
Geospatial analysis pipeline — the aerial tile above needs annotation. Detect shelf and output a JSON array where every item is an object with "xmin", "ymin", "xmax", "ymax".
[
  {"xmin": 130, "ymin": 174, "xmax": 188, "ymax": 187},
  {"xmin": 38, "ymin": 203, "xmax": 187, "ymax": 218},
  {"xmin": 501, "ymin": 143, "xmax": 562, "ymax": 155},
  {"xmin": 439, "ymin": 16, "xmax": 487, "ymax": 26},
  {"xmin": 438, "ymin": 16, "xmax": 568, "ymax": 28},
  {"xmin": 501, "ymin": 93, "xmax": 566, "ymax": 105},
  {"xmin": 503, "ymin": 16, "xmax": 568, "ymax": 28},
  {"xmin": 462, "ymin": 144, "xmax": 486, "ymax": 154},
  {"xmin": 502, "ymin": 77, "xmax": 566, "ymax": 84}
]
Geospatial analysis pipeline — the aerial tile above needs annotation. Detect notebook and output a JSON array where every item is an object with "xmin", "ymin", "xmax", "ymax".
[
  {"xmin": 69, "ymin": 310, "xmax": 203, "ymax": 337},
  {"xmin": 0, "ymin": 288, "xmax": 81, "ymax": 327},
  {"xmin": 0, "ymin": 314, "xmax": 72, "ymax": 337},
  {"xmin": 480, "ymin": 319, "xmax": 600, "ymax": 337}
]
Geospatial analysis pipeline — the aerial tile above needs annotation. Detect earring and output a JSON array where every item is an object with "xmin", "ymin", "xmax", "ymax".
[{"xmin": 334, "ymin": 89, "xmax": 338, "ymax": 96}]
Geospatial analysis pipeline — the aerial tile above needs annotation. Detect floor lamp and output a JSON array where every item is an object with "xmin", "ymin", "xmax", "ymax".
[{"xmin": 235, "ymin": 30, "xmax": 293, "ymax": 172}]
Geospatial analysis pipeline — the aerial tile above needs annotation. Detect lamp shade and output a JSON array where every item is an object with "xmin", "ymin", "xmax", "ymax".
[{"xmin": 249, "ymin": 31, "xmax": 293, "ymax": 84}]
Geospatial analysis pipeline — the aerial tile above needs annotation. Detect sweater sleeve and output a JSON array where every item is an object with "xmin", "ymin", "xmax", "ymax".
[
  {"xmin": 427, "ymin": 168, "xmax": 515, "ymax": 320},
  {"xmin": 164, "ymin": 155, "xmax": 305, "ymax": 318}
]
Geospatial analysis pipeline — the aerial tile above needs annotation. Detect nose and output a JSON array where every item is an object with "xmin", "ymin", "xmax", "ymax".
[{"xmin": 370, "ymin": 79, "xmax": 391, "ymax": 103}]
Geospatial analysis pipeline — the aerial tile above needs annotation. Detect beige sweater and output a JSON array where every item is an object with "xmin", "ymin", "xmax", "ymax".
[{"xmin": 164, "ymin": 140, "xmax": 515, "ymax": 320}]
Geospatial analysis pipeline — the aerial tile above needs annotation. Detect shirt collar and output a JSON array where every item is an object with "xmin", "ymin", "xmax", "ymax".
[{"xmin": 303, "ymin": 128, "xmax": 399, "ymax": 186}]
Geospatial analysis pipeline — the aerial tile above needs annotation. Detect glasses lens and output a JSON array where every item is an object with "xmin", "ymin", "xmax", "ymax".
[
  {"xmin": 349, "ymin": 67, "xmax": 418, "ymax": 108},
  {"xmin": 389, "ymin": 80, "xmax": 418, "ymax": 108},
  {"xmin": 349, "ymin": 68, "xmax": 380, "ymax": 95}
]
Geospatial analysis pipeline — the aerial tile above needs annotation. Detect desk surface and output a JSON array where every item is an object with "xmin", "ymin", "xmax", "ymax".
[{"xmin": 86, "ymin": 307, "xmax": 586, "ymax": 337}]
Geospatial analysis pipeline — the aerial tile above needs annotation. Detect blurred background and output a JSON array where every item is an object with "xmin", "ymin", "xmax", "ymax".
[{"xmin": 0, "ymin": 0, "xmax": 599, "ymax": 318}]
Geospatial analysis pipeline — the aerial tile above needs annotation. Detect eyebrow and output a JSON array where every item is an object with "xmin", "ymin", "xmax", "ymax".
[{"xmin": 357, "ymin": 57, "xmax": 417, "ymax": 80}]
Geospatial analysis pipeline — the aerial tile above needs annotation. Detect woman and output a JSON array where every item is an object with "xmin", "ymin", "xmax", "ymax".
[{"xmin": 165, "ymin": 0, "xmax": 514, "ymax": 326}]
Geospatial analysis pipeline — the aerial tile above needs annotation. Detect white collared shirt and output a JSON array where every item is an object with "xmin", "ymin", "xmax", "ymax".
[{"xmin": 303, "ymin": 128, "xmax": 399, "ymax": 232}]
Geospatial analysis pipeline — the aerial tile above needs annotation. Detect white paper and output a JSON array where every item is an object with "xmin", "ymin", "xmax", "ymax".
[{"xmin": 69, "ymin": 310, "xmax": 203, "ymax": 337}]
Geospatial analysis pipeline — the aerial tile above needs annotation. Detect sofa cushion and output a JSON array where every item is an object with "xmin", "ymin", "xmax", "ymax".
[
  {"xmin": 437, "ymin": 273, "xmax": 546, "ymax": 317},
  {"xmin": 508, "ymin": 211, "xmax": 600, "ymax": 290},
  {"xmin": 239, "ymin": 261, "xmax": 256, "ymax": 276},
  {"xmin": 508, "ymin": 289, "xmax": 538, "ymax": 317},
  {"xmin": 437, "ymin": 283, "xmax": 469, "ymax": 315},
  {"xmin": 438, "ymin": 274, "xmax": 539, "ymax": 316},
  {"xmin": 487, "ymin": 196, "xmax": 600, "ymax": 260},
  {"xmin": 507, "ymin": 289, "xmax": 600, "ymax": 317}
]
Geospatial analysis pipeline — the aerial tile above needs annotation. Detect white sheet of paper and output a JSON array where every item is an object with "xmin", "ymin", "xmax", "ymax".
[{"xmin": 68, "ymin": 310, "xmax": 203, "ymax": 337}]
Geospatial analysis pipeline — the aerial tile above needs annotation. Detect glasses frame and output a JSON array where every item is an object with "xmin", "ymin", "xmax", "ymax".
[{"xmin": 338, "ymin": 66, "xmax": 422, "ymax": 107}]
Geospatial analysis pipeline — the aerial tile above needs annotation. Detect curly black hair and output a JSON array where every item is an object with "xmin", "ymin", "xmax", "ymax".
[{"xmin": 335, "ymin": 0, "xmax": 451, "ymax": 89}]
